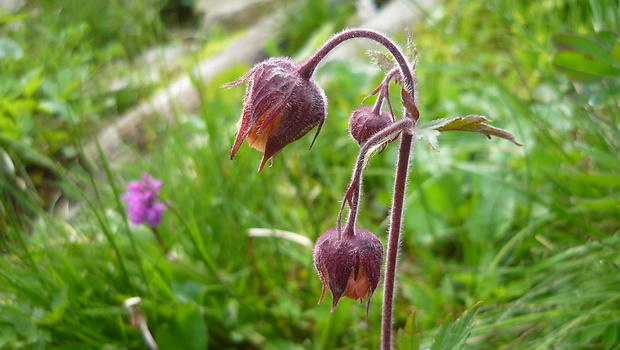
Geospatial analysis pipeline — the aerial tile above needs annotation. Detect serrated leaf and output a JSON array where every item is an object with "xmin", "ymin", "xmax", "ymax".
[
  {"xmin": 397, "ymin": 310, "xmax": 421, "ymax": 350},
  {"xmin": 415, "ymin": 127, "xmax": 440, "ymax": 151},
  {"xmin": 367, "ymin": 50, "xmax": 396, "ymax": 74},
  {"xmin": 419, "ymin": 116, "xmax": 523, "ymax": 147},
  {"xmin": 430, "ymin": 302, "xmax": 483, "ymax": 350},
  {"xmin": 406, "ymin": 32, "xmax": 418, "ymax": 64}
]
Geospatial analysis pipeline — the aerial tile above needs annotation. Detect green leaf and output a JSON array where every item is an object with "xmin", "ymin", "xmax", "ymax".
[
  {"xmin": 571, "ymin": 195, "xmax": 620, "ymax": 211},
  {"xmin": 551, "ymin": 34, "xmax": 617, "ymax": 65},
  {"xmin": 367, "ymin": 50, "xmax": 396, "ymax": 74},
  {"xmin": 20, "ymin": 69, "xmax": 44, "ymax": 98},
  {"xmin": 552, "ymin": 65, "xmax": 607, "ymax": 82},
  {"xmin": 45, "ymin": 287, "xmax": 69, "ymax": 323},
  {"xmin": 397, "ymin": 310, "xmax": 421, "ymax": 350},
  {"xmin": 417, "ymin": 116, "xmax": 523, "ymax": 148},
  {"xmin": 156, "ymin": 303, "xmax": 208, "ymax": 350},
  {"xmin": 415, "ymin": 127, "xmax": 440, "ymax": 151},
  {"xmin": 613, "ymin": 39, "xmax": 620, "ymax": 62},
  {"xmin": 0, "ymin": 325, "xmax": 18, "ymax": 348},
  {"xmin": 570, "ymin": 172, "xmax": 620, "ymax": 187},
  {"xmin": 430, "ymin": 302, "xmax": 483, "ymax": 350},
  {"xmin": 595, "ymin": 30, "xmax": 619, "ymax": 52},
  {"xmin": 552, "ymin": 51, "xmax": 620, "ymax": 80}
]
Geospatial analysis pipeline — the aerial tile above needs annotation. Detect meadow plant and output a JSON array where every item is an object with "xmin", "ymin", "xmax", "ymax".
[
  {"xmin": 226, "ymin": 28, "xmax": 521, "ymax": 349},
  {"xmin": 122, "ymin": 172, "xmax": 167, "ymax": 249},
  {"xmin": 122, "ymin": 172, "xmax": 167, "ymax": 227}
]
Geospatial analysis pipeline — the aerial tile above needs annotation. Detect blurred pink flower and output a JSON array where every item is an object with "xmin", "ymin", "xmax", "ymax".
[{"xmin": 122, "ymin": 172, "xmax": 166, "ymax": 227}]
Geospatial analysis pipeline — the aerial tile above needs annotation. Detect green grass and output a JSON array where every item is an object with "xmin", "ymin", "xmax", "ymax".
[{"xmin": 1, "ymin": 0, "xmax": 619, "ymax": 349}]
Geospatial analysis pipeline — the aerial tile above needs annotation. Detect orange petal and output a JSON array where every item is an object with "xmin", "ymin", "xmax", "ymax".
[{"xmin": 343, "ymin": 265, "xmax": 370, "ymax": 300}]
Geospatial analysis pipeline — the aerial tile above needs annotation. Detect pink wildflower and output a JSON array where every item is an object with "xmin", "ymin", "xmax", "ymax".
[{"xmin": 122, "ymin": 172, "xmax": 166, "ymax": 227}]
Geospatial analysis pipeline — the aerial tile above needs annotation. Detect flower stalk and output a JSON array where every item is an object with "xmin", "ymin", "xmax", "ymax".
[
  {"xmin": 226, "ymin": 27, "xmax": 520, "ymax": 349},
  {"xmin": 381, "ymin": 131, "xmax": 414, "ymax": 350},
  {"xmin": 338, "ymin": 118, "xmax": 414, "ymax": 238}
]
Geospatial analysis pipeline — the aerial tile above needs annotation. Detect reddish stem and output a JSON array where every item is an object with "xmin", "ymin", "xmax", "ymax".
[
  {"xmin": 340, "ymin": 119, "xmax": 413, "ymax": 238},
  {"xmin": 371, "ymin": 68, "xmax": 398, "ymax": 118},
  {"xmin": 298, "ymin": 29, "xmax": 416, "ymax": 99},
  {"xmin": 298, "ymin": 28, "xmax": 420, "ymax": 349},
  {"xmin": 380, "ymin": 130, "xmax": 414, "ymax": 350}
]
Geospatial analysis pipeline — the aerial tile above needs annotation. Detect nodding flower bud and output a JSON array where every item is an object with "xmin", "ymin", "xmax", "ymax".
[
  {"xmin": 313, "ymin": 227, "xmax": 383, "ymax": 312},
  {"xmin": 348, "ymin": 106, "xmax": 396, "ymax": 147},
  {"xmin": 224, "ymin": 57, "xmax": 328, "ymax": 173}
]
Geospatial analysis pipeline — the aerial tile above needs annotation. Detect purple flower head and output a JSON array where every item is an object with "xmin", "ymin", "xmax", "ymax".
[
  {"xmin": 313, "ymin": 227, "xmax": 383, "ymax": 313},
  {"xmin": 224, "ymin": 57, "xmax": 328, "ymax": 173},
  {"xmin": 348, "ymin": 106, "xmax": 396, "ymax": 147},
  {"xmin": 122, "ymin": 172, "xmax": 166, "ymax": 227}
]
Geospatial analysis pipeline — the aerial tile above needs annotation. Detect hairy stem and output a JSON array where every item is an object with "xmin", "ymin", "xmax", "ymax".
[
  {"xmin": 300, "ymin": 28, "xmax": 420, "ymax": 349},
  {"xmin": 371, "ymin": 67, "xmax": 398, "ymax": 118},
  {"xmin": 298, "ymin": 29, "xmax": 416, "ymax": 99},
  {"xmin": 381, "ymin": 131, "xmax": 414, "ymax": 350},
  {"xmin": 339, "ymin": 119, "xmax": 413, "ymax": 238}
]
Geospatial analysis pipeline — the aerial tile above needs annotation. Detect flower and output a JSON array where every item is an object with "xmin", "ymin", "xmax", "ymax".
[
  {"xmin": 313, "ymin": 227, "xmax": 383, "ymax": 312},
  {"xmin": 122, "ymin": 172, "xmax": 166, "ymax": 227},
  {"xmin": 348, "ymin": 67, "xmax": 399, "ymax": 147},
  {"xmin": 348, "ymin": 105, "xmax": 396, "ymax": 146},
  {"xmin": 224, "ymin": 57, "xmax": 327, "ymax": 173}
]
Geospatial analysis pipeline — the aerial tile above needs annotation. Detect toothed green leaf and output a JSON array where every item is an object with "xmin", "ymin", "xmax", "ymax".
[
  {"xmin": 367, "ymin": 50, "xmax": 396, "ymax": 74},
  {"xmin": 415, "ymin": 127, "xmax": 440, "ymax": 151},
  {"xmin": 397, "ymin": 310, "xmax": 421, "ymax": 350},
  {"xmin": 417, "ymin": 116, "xmax": 523, "ymax": 149},
  {"xmin": 430, "ymin": 302, "xmax": 483, "ymax": 350}
]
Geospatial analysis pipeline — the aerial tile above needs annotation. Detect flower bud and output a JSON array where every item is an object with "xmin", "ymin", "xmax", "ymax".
[
  {"xmin": 224, "ymin": 57, "xmax": 328, "ymax": 172},
  {"xmin": 348, "ymin": 105, "xmax": 396, "ymax": 146},
  {"xmin": 313, "ymin": 227, "xmax": 383, "ymax": 312}
]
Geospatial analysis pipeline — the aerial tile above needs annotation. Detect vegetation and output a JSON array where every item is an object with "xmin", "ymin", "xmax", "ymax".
[{"xmin": 1, "ymin": 0, "xmax": 618, "ymax": 349}]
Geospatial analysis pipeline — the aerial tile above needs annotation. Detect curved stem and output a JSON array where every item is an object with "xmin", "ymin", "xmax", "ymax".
[
  {"xmin": 380, "ymin": 131, "xmax": 414, "ymax": 350},
  {"xmin": 372, "ymin": 68, "xmax": 399, "ymax": 118},
  {"xmin": 339, "ymin": 119, "xmax": 413, "ymax": 238},
  {"xmin": 300, "ymin": 28, "xmax": 420, "ymax": 350},
  {"xmin": 298, "ymin": 29, "xmax": 416, "ymax": 98},
  {"xmin": 371, "ymin": 72, "xmax": 388, "ymax": 115}
]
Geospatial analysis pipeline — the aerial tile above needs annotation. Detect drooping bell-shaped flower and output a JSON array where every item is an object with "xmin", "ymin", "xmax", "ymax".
[
  {"xmin": 224, "ymin": 57, "xmax": 328, "ymax": 172},
  {"xmin": 313, "ymin": 227, "xmax": 383, "ymax": 312}
]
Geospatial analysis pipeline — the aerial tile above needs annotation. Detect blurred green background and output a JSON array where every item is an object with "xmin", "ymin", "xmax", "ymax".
[{"xmin": 1, "ymin": 0, "xmax": 619, "ymax": 349}]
